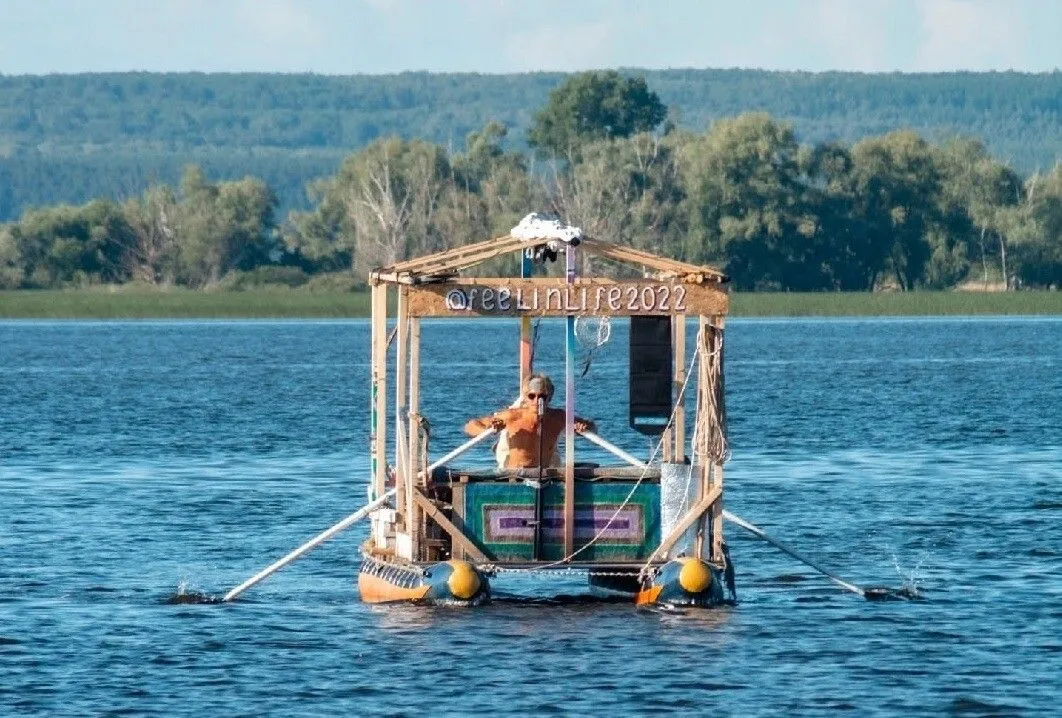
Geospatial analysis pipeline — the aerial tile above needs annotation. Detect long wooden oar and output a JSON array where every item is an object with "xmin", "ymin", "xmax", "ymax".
[
  {"xmin": 579, "ymin": 430, "xmax": 876, "ymax": 599},
  {"xmin": 222, "ymin": 428, "xmax": 496, "ymax": 602}
]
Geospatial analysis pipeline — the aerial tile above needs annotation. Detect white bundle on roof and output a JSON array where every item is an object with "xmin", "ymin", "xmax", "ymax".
[{"xmin": 510, "ymin": 212, "xmax": 583, "ymax": 243}]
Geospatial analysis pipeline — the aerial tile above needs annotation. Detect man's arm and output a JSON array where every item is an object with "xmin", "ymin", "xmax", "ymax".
[
  {"xmin": 547, "ymin": 409, "xmax": 595, "ymax": 434},
  {"xmin": 464, "ymin": 411, "xmax": 509, "ymax": 437}
]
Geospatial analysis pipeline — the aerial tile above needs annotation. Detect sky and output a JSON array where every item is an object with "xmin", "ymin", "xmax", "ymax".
[{"xmin": 0, "ymin": 0, "xmax": 1059, "ymax": 75}]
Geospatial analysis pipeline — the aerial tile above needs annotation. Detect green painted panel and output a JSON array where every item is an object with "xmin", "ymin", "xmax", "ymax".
[{"xmin": 464, "ymin": 482, "xmax": 661, "ymax": 561}]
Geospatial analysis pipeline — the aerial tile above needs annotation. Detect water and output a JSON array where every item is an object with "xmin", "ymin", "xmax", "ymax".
[{"xmin": 1, "ymin": 317, "xmax": 1060, "ymax": 716}]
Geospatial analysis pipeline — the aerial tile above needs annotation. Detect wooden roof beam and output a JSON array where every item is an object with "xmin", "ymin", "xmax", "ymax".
[
  {"xmin": 372, "ymin": 234, "xmax": 727, "ymax": 286},
  {"xmin": 377, "ymin": 235, "xmax": 519, "ymax": 275},
  {"xmin": 579, "ymin": 238, "xmax": 727, "ymax": 282}
]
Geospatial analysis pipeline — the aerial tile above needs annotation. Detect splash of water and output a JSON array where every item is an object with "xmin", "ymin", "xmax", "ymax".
[
  {"xmin": 860, "ymin": 551, "xmax": 927, "ymax": 601},
  {"xmin": 163, "ymin": 579, "xmax": 222, "ymax": 605},
  {"xmin": 891, "ymin": 552, "xmax": 927, "ymax": 599}
]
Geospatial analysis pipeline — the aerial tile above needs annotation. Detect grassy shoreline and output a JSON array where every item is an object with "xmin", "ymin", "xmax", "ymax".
[{"xmin": 2, "ymin": 288, "xmax": 1061, "ymax": 319}]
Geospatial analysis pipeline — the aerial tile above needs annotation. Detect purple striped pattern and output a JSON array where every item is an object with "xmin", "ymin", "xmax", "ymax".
[{"xmin": 484, "ymin": 505, "xmax": 643, "ymax": 543}]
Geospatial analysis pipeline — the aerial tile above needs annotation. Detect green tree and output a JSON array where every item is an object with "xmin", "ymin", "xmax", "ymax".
[
  {"xmin": 282, "ymin": 182, "xmax": 354, "ymax": 273},
  {"xmin": 935, "ymin": 137, "xmax": 1021, "ymax": 288},
  {"xmin": 679, "ymin": 113, "xmax": 823, "ymax": 290},
  {"xmin": 322, "ymin": 137, "xmax": 456, "ymax": 273},
  {"xmin": 548, "ymin": 132, "xmax": 686, "ymax": 274},
  {"xmin": 450, "ymin": 120, "xmax": 538, "ymax": 241},
  {"xmin": 122, "ymin": 183, "xmax": 180, "ymax": 284},
  {"xmin": 452, "ymin": 120, "xmax": 512, "ymax": 194},
  {"xmin": 620, "ymin": 132, "xmax": 688, "ymax": 255},
  {"xmin": 528, "ymin": 71, "xmax": 667, "ymax": 158},
  {"xmin": 216, "ymin": 177, "xmax": 280, "ymax": 271},
  {"xmin": 847, "ymin": 131, "xmax": 943, "ymax": 290},
  {"xmin": 283, "ymin": 135, "xmax": 492, "ymax": 274},
  {"xmin": 800, "ymin": 140, "xmax": 891, "ymax": 290},
  {"xmin": 174, "ymin": 166, "xmax": 278, "ymax": 287},
  {"xmin": 174, "ymin": 166, "xmax": 226, "ymax": 286},
  {"xmin": 6, "ymin": 199, "xmax": 134, "ymax": 287},
  {"xmin": 1008, "ymin": 164, "xmax": 1062, "ymax": 287},
  {"xmin": 0, "ymin": 224, "xmax": 24, "ymax": 288}
]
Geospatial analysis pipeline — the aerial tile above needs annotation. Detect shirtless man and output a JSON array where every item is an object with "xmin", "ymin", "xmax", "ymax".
[{"xmin": 463, "ymin": 374, "xmax": 595, "ymax": 469}]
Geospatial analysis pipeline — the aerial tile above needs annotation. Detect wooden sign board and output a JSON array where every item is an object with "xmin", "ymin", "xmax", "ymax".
[{"xmin": 406, "ymin": 278, "xmax": 728, "ymax": 317}]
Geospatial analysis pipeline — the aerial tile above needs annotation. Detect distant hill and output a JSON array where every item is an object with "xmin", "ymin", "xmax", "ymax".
[{"xmin": 1, "ymin": 70, "xmax": 1060, "ymax": 221}]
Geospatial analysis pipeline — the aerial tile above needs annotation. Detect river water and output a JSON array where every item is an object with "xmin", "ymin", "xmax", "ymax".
[{"xmin": 1, "ymin": 317, "xmax": 1060, "ymax": 716}]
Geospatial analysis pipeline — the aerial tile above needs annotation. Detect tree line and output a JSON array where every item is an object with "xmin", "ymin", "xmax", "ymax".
[
  {"xmin": 1, "ymin": 69, "xmax": 1060, "ymax": 221},
  {"xmin": 1, "ymin": 71, "xmax": 1060, "ymax": 291}
]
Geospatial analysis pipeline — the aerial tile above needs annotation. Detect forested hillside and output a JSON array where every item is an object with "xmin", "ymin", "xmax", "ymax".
[
  {"xmin": 1, "ymin": 70, "xmax": 1060, "ymax": 220},
  {"xmin": 4, "ymin": 70, "xmax": 1061, "ymax": 295}
]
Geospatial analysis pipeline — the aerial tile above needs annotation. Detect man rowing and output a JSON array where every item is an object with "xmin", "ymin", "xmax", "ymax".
[{"xmin": 463, "ymin": 374, "xmax": 595, "ymax": 469}]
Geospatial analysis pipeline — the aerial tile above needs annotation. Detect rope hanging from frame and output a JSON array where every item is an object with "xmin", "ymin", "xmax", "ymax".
[{"xmin": 692, "ymin": 323, "xmax": 729, "ymax": 465}]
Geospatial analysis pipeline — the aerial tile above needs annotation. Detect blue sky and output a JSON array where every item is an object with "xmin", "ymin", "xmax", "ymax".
[{"xmin": 1, "ymin": 0, "xmax": 1059, "ymax": 75}]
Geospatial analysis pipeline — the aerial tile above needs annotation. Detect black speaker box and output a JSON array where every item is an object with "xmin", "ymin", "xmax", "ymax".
[{"xmin": 629, "ymin": 316, "xmax": 673, "ymax": 435}]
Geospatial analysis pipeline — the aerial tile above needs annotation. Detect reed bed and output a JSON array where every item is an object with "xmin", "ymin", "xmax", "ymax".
[
  {"xmin": 731, "ymin": 291, "xmax": 1062, "ymax": 317},
  {"xmin": 0, "ymin": 289, "xmax": 372, "ymax": 319}
]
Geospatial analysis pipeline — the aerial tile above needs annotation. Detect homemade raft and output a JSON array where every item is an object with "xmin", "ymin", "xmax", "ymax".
[{"xmin": 359, "ymin": 217, "xmax": 736, "ymax": 608}]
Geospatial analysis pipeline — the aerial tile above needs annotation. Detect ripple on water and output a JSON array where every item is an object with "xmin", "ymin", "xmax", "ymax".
[{"xmin": 1, "ymin": 319, "xmax": 1060, "ymax": 714}]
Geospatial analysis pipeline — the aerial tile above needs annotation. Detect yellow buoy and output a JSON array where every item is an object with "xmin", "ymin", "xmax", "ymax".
[
  {"xmin": 677, "ymin": 557, "xmax": 712, "ymax": 594},
  {"xmin": 446, "ymin": 560, "xmax": 481, "ymax": 600}
]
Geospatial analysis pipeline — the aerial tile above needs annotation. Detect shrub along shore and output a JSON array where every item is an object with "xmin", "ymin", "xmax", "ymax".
[{"xmin": 2, "ymin": 288, "xmax": 1061, "ymax": 319}]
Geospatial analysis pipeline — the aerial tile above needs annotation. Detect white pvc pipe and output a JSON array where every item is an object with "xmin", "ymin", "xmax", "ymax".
[
  {"xmin": 721, "ymin": 509, "xmax": 866, "ymax": 597},
  {"xmin": 428, "ymin": 427, "xmax": 496, "ymax": 470},
  {"xmin": 579, "ymin": 430, "xmax": 647, "ymax": 468},
  {"xmin": 222, "ymin": 428, "xmax": 496, "ymax": 602},
  {"xmin": 578, "ymin": 430, "xmax": 867, "ymax": 597},
  {"xmin": 222, "ymin": 489, "xmax": 395, "ymax": 602}
]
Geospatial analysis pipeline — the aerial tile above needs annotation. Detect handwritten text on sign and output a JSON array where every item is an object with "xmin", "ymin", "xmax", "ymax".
[
  {"xmin": 406, "ymin": 280, "xmax": 728, "ymax": 317},
  {"xmin": 443, "ymin": 284, "xmax": 687, "ymax": 314}
]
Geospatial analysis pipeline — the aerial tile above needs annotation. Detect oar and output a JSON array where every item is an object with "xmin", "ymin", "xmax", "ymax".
[
  {"xmin": 222, "ymin": 428, "xmax": 496, "ymax": 602},
  {"xmin": 720, "ymin": 510, "xmax": 866, "ymax": 597},
  {"xmin": 223, "ymin": 489, "xmax": 395, "ymax": 602},
  {"xmin": 578, "ymin": 430, "xmax": 901, "ymax": 600},
  {"xmin": 579, "ymin": 430, "xmax": 645, "ymax": 468}
]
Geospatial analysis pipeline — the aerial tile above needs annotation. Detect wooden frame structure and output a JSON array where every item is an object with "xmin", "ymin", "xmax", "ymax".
[{"xmin": 363, "ymin": 231, "xmax": 731, "ymax": 590}]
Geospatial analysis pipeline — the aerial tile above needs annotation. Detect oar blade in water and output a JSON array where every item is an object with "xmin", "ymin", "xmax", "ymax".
[
  {"xmin": 863, "ymin": 586, "xmax": 921, "ymax": 601},
  {"xmin": 164, "ymin": 590, "xmax": 223, "ymax": 605}
]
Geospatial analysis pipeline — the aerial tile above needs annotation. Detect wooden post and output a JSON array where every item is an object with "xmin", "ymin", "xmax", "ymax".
[
  {"xmin": 407, "ymin": 317, "xmax": 421, "ymax": 561},
  {"xmin": 412, "ymin": 489, "xmax": 489, "ymax": 563},
  {"xmin": 370, "ymin": 282, "xmax": 388, "ymax": 504},
  {"xmin": 563, "ymin": 244, "xmax": 576, "ymax": 556},
  {"xmin": 709, "ymin": 315, "xmax": 726, "ymax": 563},
  {"xmin": 394, "ymin": 287, "xmax": 408, "ymax": 539},
  {"xmin": 711, "ymin": 462, "xmax": 725, "ymax": 562},
  {"xmin": 673, "ymin": 315, "xmax": 686, "ymax": 462},
  {"xmin": 451, "ymin": 480, "xmax": 466, "ymax": 560},
  {"xmin": 519, "ymin": 248, "xmax": 534, "ymax": 391},
  {"xmin": 373, "ymin": 282, "xmax": 390, "ymax": 507},
  {"xmin": 694, "ymin": 316, "xmax": 709, "ymax": 559}
]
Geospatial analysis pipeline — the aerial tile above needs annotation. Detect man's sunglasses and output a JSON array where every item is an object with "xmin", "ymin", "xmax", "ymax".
[{"xmin": 527, "ymin": 392, "xmax": 548, "ymax": 400}]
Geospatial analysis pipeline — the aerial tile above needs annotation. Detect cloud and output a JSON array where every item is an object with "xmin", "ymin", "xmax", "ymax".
[
  {"xmin": 913, "ymin": 0, "xmax": 1024, "ymax": 71},
  {"xmin": 502, "ymin": 20, "xmax": 614, "ymax": 72},
  {"xmin": 360, "ymin": 0, "xmax": 404, "ymax": 12},
  {"xmin": 679, "ymin": 0, "xmax": 905, "ymax": 72},
  {"xmin": 808, "ymin": 0, "xmax": 895, "ymax": 71},
  {"xmin": 235, "ymin": 0, "xmax": 321, "ymax": 47}
]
